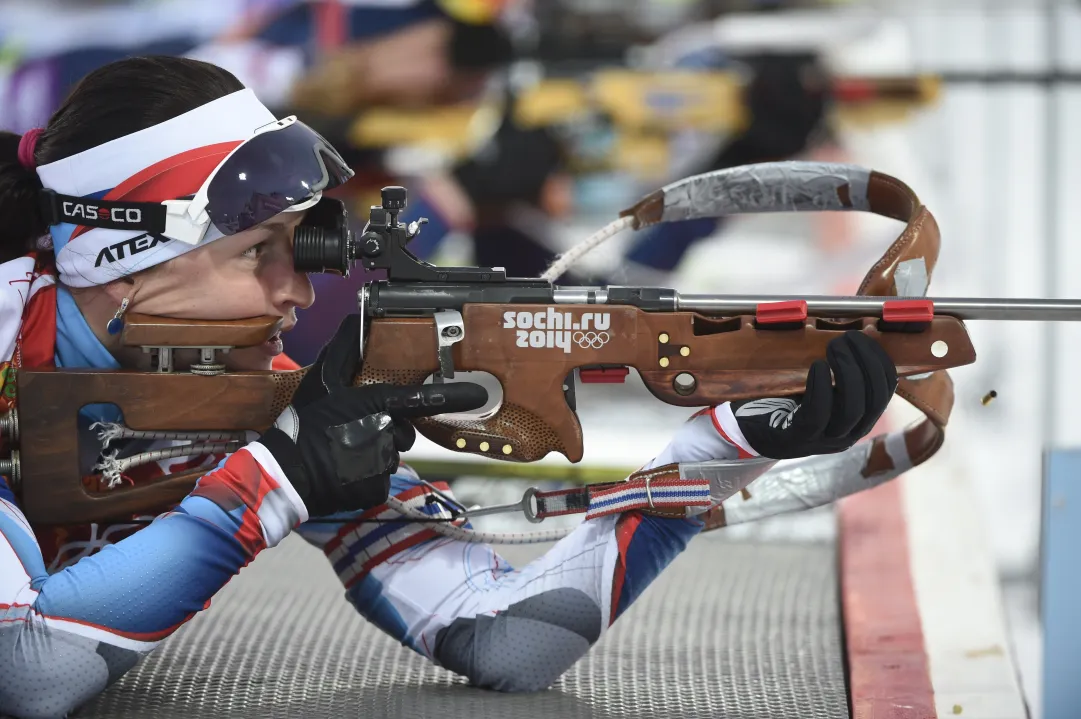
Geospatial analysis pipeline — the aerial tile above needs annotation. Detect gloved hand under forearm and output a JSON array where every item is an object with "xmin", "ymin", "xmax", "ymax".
[
  {"xmin": 258, "ymin": 314, "xmax": 487, "ymax": 516},
  {"xmin": 719, "ymin": 331, "xmax": 898, "ymax": 460},
  {"xmin": 634, "ymin": 331, "xmax": 896, "ymax": 514}
]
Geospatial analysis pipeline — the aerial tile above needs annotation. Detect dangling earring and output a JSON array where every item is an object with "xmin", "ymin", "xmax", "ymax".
[{"xmin": 107, "ymin": 297, "xmax": 130, "ymax": 336}]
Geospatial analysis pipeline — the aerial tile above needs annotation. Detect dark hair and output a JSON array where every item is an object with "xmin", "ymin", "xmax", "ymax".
[{"xmin": 0, "ymin": 56, "xmax": 244, "ymax": 263}]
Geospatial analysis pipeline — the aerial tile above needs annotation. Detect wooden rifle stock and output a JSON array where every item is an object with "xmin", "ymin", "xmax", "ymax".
[
  {"xmin": 12, "ymin": 317, "xmax": 302, "ymax": 526},
  {"xmin": 358, "ymin": 310, "xmax": 974, "ymax": 463}
]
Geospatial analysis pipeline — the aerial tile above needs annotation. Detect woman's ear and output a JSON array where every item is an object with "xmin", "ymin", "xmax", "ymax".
[{"xmin": 98, "ymin": 275, "xmax": 139, "ymax": 306}]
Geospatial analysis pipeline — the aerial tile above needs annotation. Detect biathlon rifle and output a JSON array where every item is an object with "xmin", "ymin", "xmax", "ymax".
[{"xmin": 5, "ymin": 162, "xmax": 1080, "ymax": 528}]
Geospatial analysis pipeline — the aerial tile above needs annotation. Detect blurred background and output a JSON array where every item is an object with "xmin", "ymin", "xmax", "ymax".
[{"xmin": 3, "ymin": 0, "xmax": 1079, "ymax": 715}]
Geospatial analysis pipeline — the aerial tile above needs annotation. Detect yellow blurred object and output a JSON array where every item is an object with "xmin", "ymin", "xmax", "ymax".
[
  {"xmin": 436, "ymin": 0, "xmax": 505, "ymax": 24},
  {"xmin": 834, "ymin": 101, "xmax": 928, "ymax": 128},
  {"xmin": 832, "ymin": 75, "xmax": 942, "ymax": 129},
  {"xmin": 514, "ymin": 80, "xmax": 590, "ymax": 127},
  {"xmin": 591, "ymin": 70, "xmax": 748, "ymax": 133},
  {"xmin": 919, "ymin": 75, "xmax": 943, "ymax": 105},
  {"xmin": 517, "ymin": 70, "xmax": 747, "ymax": 133},
  {"xmin": 348, "ymin": 104, "xmax": 482, "ymax": 155}
]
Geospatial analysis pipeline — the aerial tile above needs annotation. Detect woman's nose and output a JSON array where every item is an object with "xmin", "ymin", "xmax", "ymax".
[{"xmin": 276, "ymin": 265, "xmax": 316, "ymax": 312}]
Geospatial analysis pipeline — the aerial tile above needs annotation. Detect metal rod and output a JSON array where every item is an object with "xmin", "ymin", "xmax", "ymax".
[
  {"xmin": 459, "ymin": 500, "xmax": 530, "ymax": 520},
  {"xmin": 459, "ymin": 487, "xmax": 541, "ymax": 523},
  {"xmin": 938, "ymin": 71, "xmax": 1081, "ymax": 85},
  {"xmin": 674, "ymin": 294, "xmax": 1081, "ymax": 322}
]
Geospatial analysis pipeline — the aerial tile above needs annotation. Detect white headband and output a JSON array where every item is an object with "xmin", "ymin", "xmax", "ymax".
[{"xmin": 36, "ymin": 89, "xmax": 276, "ymax": 287}]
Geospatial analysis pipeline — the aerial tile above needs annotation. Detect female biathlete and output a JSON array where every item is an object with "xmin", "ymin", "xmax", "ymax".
[{"xmin": 0, "ymin": 57, "xmax": 897, "ymax": 718}]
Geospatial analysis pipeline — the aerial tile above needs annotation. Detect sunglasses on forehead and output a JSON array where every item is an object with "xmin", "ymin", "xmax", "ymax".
[{"xmin": 39, "ymin": 116, "xmax": 355, "ymax": 248}]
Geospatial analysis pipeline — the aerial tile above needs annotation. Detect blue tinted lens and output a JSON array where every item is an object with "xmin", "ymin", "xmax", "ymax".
[{"xmin": 205, "ymin": 121, "xmax": 353, "ymax": 235}]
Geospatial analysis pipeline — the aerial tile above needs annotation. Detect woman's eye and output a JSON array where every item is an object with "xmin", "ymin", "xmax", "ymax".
[{"xmin": 242, "ymin": 243, "xmax": 266, "ymax": 260}]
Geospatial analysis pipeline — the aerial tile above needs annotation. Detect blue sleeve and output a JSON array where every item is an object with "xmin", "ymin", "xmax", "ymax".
[
  {"xmin": 624, "ymin": 217, "xmax": 722, "ymax": 272},
  {"xmin": 2, "ymin": 448, "xmax": 295, "ymax": 644}
]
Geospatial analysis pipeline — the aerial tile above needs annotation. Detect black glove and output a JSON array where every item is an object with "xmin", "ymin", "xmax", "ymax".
[
  {"xmin": 730, "ymin": 331, "xmax": 898, "ymax": 460},
  {"xmin": 259, "ymin": 315, "xmax": 488, "ymax": 516}
]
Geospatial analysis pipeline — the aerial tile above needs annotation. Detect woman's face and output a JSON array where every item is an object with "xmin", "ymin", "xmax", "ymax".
[{"xmin": 128, "ymin": 210, "xmax": 315, "ymax": 371}]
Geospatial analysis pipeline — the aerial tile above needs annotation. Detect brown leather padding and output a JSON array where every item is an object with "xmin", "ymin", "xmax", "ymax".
[
  {"xmin": 620, "ymin": 190, "xmax": 665, "ymax": 228},
  {"xmin": 896, "ymin": 371, "xmax": 953, "ymax": 431},
  {"xmin": 856, "ymin": 172, "xmax": 954, "ymax": 479},
  {"xmin": 864, "ymin": 170, "xmax": 921, "ymax": 224},
  {"xmin": 858, "ymin": 209, "xmax": 940, "ymax": 297},
  {"xmin": 699, "ymin": 504, "xmax": 727, "ymax": 532}
]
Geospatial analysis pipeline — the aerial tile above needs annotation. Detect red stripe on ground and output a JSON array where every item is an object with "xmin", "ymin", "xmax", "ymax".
[{"xmin": 840, "ymin": 480, "xmax": 936, "ymax": 718}]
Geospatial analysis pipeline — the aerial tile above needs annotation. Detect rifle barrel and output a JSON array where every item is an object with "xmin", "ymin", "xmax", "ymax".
[{"xmin": 674, "ymin": 295, "xmax": 1081, "ymax": 322}]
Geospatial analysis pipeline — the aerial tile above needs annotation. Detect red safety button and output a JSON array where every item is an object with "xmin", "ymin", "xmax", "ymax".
[
  {"xmin": 882, "ymin": 299, "xmax": 934, "ymax": 323},
  {"xmin": 579, "ymin": 367, "xmax": 630, "ymax": 384},
  {"xmin": 756, "ymin": 300, "xmax": 808, "ymax": 324}
]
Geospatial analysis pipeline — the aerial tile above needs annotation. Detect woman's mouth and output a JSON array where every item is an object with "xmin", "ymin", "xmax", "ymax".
[{"xmin": 262, "ymin": 332, "xmax": 284, "ymax": 357}]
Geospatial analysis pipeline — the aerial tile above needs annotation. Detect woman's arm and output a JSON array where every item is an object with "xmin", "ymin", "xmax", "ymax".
[{"xmin": 0, "ymin": 444, "xmax": 305, "ymax": 719}]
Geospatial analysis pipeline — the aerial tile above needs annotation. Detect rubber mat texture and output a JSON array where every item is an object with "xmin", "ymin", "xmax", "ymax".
[{"xmin": 76, "ymin": 532, "xmax": 848, "ymax": 719}]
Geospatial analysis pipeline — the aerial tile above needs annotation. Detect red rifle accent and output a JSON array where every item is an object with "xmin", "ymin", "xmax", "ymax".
[
  {"xmin": 756, "ymin": 300, "xmax": 809, "ymax": 325},
  {"xmin": 882, "ymin": 300, "xmax": 934, "ymax": 323},
  {"xmin": 579, "ymin": 367, "xmax": 630, "ymax": 384}
]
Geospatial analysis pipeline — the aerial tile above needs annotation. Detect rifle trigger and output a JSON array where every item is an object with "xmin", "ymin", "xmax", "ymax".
[{"xmin": 434, "ymin": 310, "xmax": 465, "ymax": 382}]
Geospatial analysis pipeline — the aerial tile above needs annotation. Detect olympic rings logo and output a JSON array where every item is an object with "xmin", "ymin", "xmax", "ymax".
[{"xmin": 572, "ymin": 331, "xmax": 610, "ymax": 349}]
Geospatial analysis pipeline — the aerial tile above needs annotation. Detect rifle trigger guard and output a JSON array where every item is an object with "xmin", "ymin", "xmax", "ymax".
[{"xmin": 434, "ymin": 310, "xmax": 465, "ymax": 382}]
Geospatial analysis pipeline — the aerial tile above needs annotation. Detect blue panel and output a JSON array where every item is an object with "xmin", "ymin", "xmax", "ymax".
[{"xmin": 1042, "ymin": 449, "xmax": 1081, "ymax": 719}]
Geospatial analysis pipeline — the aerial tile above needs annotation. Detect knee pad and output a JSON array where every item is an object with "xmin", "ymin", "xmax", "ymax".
[
  {"xmin": 0, "ymin": 624, "xmax": 139, "ymax": 719},
  {"xmin": 433, "ymin": 587, "xmax": 602, "ymax": 693}
]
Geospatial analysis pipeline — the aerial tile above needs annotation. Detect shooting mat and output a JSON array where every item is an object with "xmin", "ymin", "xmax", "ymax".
[{"xmin": 77, "ymin": 528, "xmax": 849, "ymax": 719}]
